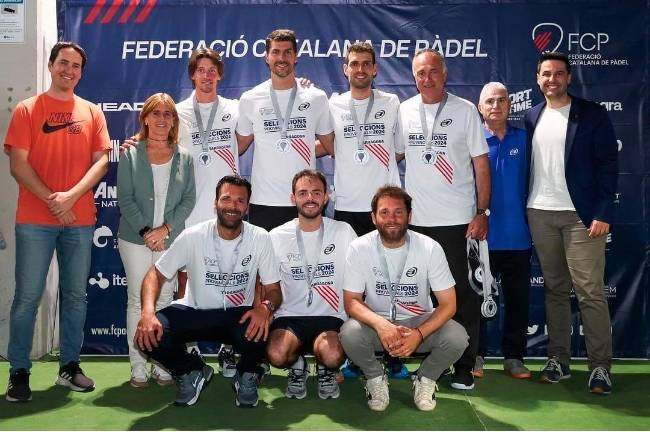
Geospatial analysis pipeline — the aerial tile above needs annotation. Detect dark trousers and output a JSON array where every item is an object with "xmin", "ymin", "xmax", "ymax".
[
  {"xmin": 334, "ymin": 210, "xmax": 375, "ymax": 236},
  {"xmin": 145, "ymin": 304, "xmax": 266, "ymax": 376},
  {"xmin": 478, "ymin": 250, "xmax": 531, "ymax": 360},
  {"xmin": 410, "ymin": 224, "xmax": 478, "ymax": 372},
  {"xmin": 248, "ymin": 204, "xmax": 297, "ymax": 231}
]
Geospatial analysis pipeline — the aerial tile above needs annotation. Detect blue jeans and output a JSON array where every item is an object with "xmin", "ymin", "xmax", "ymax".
[{"xmin": 9, "ymin": 224, "xmax": 94, "ymax": 373}]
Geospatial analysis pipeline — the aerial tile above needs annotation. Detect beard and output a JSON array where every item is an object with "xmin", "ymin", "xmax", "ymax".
[
  {"xmin": 297, "ymin": 201, "xmax": 325, "ymax": 219},
  {"xmin": 217, "ymin": 207, "xmax": 244, "ymax": 230},
  {"xmin": 376, "ymin": 222, "xmax": 408, "ymax": 244}
]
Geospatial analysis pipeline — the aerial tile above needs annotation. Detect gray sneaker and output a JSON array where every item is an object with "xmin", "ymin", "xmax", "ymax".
[
  {"xmin": 218, "ymin": 345, "xmax": 237, "ymax": 378},
  {"xmin": 317, "ymin": 364, "xmax": 340, "ymax": 399},
  {"xmin": 232, "ymin": 370, "xmax": 260, "ymax": 408},
  {"xmin": 174, "ymin": 364, "xmax": 214, "ymax": 406},
  {"xmin": 503, "ymin": 359, "xmax": 531, "ymax": 379},
  {"xmin": 286, "ymin": 357, "xmax": 309, "ymax": 399},
  {"xmin": 56, "ymin": 362, "xmax": 95, "ymax": 392}
]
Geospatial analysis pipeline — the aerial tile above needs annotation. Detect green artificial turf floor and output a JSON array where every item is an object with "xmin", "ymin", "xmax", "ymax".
[{"xmin": 1, "ymin": 358, "xmax": 648, "ymax": 430}]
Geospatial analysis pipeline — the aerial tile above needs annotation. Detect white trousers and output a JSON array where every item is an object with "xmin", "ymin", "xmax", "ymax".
[{"xmin": 118, "ymin": 239, "xmax": 177, "ymax": 373}]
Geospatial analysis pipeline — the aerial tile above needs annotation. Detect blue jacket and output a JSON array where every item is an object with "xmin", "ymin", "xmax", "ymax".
[
  {"xmin": 117, "ymin": 140, "xmax": 195, "ymax": 247},
  {"xmin": 485, "ymin": 125, "xmax": 531, "ymax": 250},
  {"xmin": 524, "ymin": 95, "xmax": 618, "ymax": 227}
]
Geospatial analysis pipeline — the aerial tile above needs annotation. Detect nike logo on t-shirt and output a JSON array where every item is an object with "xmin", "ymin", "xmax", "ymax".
[{"xmin": 42, "ymin": 121, "xmax": 81, "ymax": 134}]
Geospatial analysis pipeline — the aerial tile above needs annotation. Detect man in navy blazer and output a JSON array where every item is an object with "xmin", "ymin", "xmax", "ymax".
[{"xmin": 524, "ymin": 52, "xmax": 617, "ymax": 395}]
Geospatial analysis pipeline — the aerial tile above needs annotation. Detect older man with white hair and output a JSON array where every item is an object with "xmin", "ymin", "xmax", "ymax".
[{"xmin": 474, "ymin": 82, "xmax": 531, "ymax": 380}]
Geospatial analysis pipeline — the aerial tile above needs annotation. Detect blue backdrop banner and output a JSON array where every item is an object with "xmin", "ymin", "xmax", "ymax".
[{"xmin": 58, "ymin": 0, "xmax": 649, "ymax": 358}]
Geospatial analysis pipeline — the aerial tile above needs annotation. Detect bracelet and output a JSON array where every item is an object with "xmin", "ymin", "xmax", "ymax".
[
  {"xmin": 416, "ymin": 327, "xmax": 425, "ymax": 342},
  {"xmin": 164, "ymin": 223, "xmax": 171, "ymax": 238}
]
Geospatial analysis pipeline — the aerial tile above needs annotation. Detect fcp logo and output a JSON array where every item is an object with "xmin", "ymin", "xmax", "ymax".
[{"xmin": 532, "ymin": 23, "xmax": 564, "ymax": 52}]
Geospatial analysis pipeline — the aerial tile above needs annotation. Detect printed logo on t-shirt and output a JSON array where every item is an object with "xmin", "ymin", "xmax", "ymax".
[
  {"xmin": 290, "ymin": 262, "xmax": 335, "ymax": 280},
  {"xmin": 374, "ymin": 282, "xmax": 426, "ymax": 315},
  {"xmin": 42, "ymin": 112, "xmax": 83, "ymax": 134}
]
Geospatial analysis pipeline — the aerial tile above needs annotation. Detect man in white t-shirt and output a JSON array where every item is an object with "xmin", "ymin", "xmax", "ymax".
[
  {"xmin": 268, "ymin": 169, "xmax": 356, "ymax": 400},
  {"xmin": 329, "ymin": 41, "xmax": 401, "ymax": 236},
  {"xmin": 395, "ymin": 49, "xmax": 490, "ymax": 390},
  {"xmin": 524, "ymin": 52, "xmax": 617, "ymax": 395},
  {"xmin": 134, "ymin": 176, "xmax": 282, "ymax": 408},
  {"xmin": 339, "ymin": 186, "xmax": 468, "ymax": 412},
  {"xmin": 236, "ymin": 29, "xmax": 334, "ymax": 231}
]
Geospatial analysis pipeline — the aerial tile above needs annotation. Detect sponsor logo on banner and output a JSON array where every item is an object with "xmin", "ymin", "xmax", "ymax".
[
  {"xmin": 88, "ymin": 272, "xmax": 127, "ymax": 289},
  {"xmin": 83, "ymin": 1, "xmax": 157, "ymax": 25},
  {"xmin": 530, "ymin": 276, "xmax": 544, "ymax": 288},
  {"xmin": 95, "ymin": 181, "xmax": 118, "ymax": 207},
  {"xmin": 599, "ymin": 101, "xmax": 623, "ymax": 111},
  {"xmin": 508, "ymin": 89, "xmax": 533, "ymax": 121},
  {"xmin": 604, "ymin": 285, "xmax": 617, "ymax": 298},
  {"xmin": 531, "ymin": 22, "xmax": 629, "ymax": 67},
  {"xmin": 97, "ymin": 102, "xmax": 143, "ymax": 112},
  {"xmin": 527, "ymin": 324, "xmax": 539, "ymax": 336},
  {"xmin": 93, "ymin": 225, "xmax": 116, "ymax": 249}
]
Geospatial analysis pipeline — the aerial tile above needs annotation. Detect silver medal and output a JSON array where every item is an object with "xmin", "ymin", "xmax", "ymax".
[
  {"xmin": 354, "ymin": 149, "xmax": 369, "ymax": 165},
  {"xmin": 307, "ymin": 289, "xmax": 313, "ymax": 307},
  {"xmin": 276, "ymin": 138, "xmax": 290, "ymax": 153},
  {"xmin": 421, "ymin": 150, "xmax": 435, "ymax": 165},
  {"xmin": 390, "ymin": 302, "xmax": 397, "ymax": 322},
  {"xmin": 198, "ymin": 151, "xmax": 213, "ymax": 166}
]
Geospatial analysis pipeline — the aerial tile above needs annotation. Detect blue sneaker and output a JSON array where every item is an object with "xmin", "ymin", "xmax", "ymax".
[
  {"xmin": 539, "ymin": 357, "xmax": 571, "ymax": 384},
  {"xmin": 341, "ymin": 359, "xmax": 362, "ymax": 380},
  {"xmin": 384, "ymin": 355, "xmax": 409, "ymax": 379},
  {"xmin": 588, "ymin": 366, "xmax": 612, "ymax": 395}
]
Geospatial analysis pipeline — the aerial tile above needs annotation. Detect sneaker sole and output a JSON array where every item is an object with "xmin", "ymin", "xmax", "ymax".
[
  {"xmin": 55, "ymin": 377, "xmax": 95, "ymax": 392},
  {"xmin": 221, "ymin": 368, "xmax": 237, "ymax": 378},
  {"xmin": 540, "ymin": 373, "xmax": 571, "ymax": 384},
  {"xmin": 590, "ymin": 387, "xmax": 611, "ymax": 395},
  {"xmin": 130, "ymin": 379, "xmax": 150, "ymax": 388},
  {"xmin": 451, "ymin": 382, "xmax": 475, "ymax": 390},
  {"xmin": 318, "ymin": 389, "xmax": 341, "ymax": 400},
  {"xmin": 232, "ymin": 383, "xmax": 259, "ymax": 408},
  {"xmin": 174, "ymin": 366, "xmax": 214, "ymax": 407},
  {"xmin": 508, "ymin": 372, "xmax": 531, "ymax": 379},
  {"xmin": 286, "ymin": 390, "xmax": 307, "ymax": 399},
  {"xmin": 6, "ymin": 394, "xmax": 32, "ymax": 402}
]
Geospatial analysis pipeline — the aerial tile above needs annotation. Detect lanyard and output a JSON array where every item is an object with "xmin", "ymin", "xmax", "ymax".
[
  {"xmin": 295, "ymin": 222, "xmax": 325, "ymax": 307},
  {"xmin": 375, "ymin": 233, "xmax": 410, "ymax": 322},
  {"xmin": 419, "ymin": 92, "xmax": 448, "ymax": 152},
  {"xmin": 193, "ymin": 95, "xmax": 220, "ymax": 152},
  {"xmin": 349, "ymin": 91, "xmax": 375, "ymax": 151},
  {"xmin": 212, "ymin": 222, "xmax": 245, "ymax": 310},
  {"xmin": 269, "ymin": 84, "xmax": 298, "ymax": 140}
]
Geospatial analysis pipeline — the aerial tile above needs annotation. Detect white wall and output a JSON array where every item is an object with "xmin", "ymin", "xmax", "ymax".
[{"xmin": 0, "ymin": 0, "xmax": 58, "ymax": 361}]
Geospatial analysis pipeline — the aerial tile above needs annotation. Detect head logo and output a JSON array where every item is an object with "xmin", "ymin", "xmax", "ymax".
[
  {"xmin": 440, "ymin": 119, "xmax": 452, "ymax": 127},
  {"xmin": 89, "ymin": 272, "xmax": 110, "ymax": 289},
  {"xmin": 527, "ymin": 324, "xmax": 539, "ymax": 335},
  {"xmin": 324, "ymin": 244, "xmax": 335, "ymax": 254},
  {"xmin": 509, "ymin": 148, "xmax": 519, "ymax": 156},
  {"xmin": 532, "ymin": 23, "xmax": 564, "ymax": 52},
  {"xmin": 93, "ymin": 225, "xmax": 113, "ymax": 248},
  {"xmin": 374, "ymin": 110, "xmax": 386, "ymax": 119},
  {"xmin": 242, "ymin": 254, "xmax": 252, "ymax": 266},
  {"xmin": 298, "ymin": 102, "xmax": 310, "ymax": 111},
  {"xmin": 406, "ymin": 267, "xmax": 418, "ymax": 277},
  {"xmin": 259, "ymin": 107, "xmax": 273, "ymax": 116},
  {"xmin": 222, "ymin": 113, "xmax": 232, "ymax": 122}
]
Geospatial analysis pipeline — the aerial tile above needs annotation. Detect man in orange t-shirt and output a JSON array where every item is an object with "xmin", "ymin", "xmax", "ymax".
[{"xmin": 4, "ymin": 42, "xmax": 111, "ymax": 403}]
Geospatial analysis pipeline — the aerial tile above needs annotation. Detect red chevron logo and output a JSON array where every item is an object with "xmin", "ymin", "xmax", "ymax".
[{"xmin": 84, "ymin": 0, "xmax": 157, "ymax": 25}]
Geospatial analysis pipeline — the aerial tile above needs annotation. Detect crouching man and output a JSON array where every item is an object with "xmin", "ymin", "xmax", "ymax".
[{"xmin": 339, "ymin": 186, "xmax": 468, "ymax": 412}]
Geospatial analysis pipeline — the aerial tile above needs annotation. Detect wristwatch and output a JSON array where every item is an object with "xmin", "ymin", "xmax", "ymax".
[
  {"xmin": 477, "ymin": 208, "xmax": 491, "ymax": 217},
  {"xmin": 261, "ymin": 300, "xmax": 275, "ymax": 313}
]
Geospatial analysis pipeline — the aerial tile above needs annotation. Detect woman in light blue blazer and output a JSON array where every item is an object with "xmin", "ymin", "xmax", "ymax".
[{"xmin": 117, "ymin": 93, "xmax": 195, "ymax": 387}]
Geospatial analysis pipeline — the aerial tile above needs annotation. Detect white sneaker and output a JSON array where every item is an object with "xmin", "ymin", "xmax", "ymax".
[
  {"xmin": 413, "ymin": 375, "xmax": 438, "ymax": 411},
  {"xmin": 365, "ymin": 375, "xmax": 389, "ymax": 411},
  {"xmin": 151, "ymin": 365, "xmax": 174, "ymax": 386},
  {"xmin": 130, "ymin": 365, "xmax": 149, "ymax": 388}
]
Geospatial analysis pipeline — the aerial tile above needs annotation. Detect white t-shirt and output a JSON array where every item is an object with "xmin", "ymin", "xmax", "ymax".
[
  {"xmin": 329, "ymin": 89, "xmax": 401, "ymax": 211},
  {"xmin": 270, "ymin": 217, "xmax": 357, "ymax": 320},
  {"xmin": 343, "ymin": 230, "xmax": 455, "ymax": 321},
  {"xmin": 151, "ymin": 158, "xmax": 172, "ymax": 227},
  {"xmin": 527, "ymin": 103, "xmax": 576, "ymax": 211},
  {"xmin": 156, "ymin": 220, "xmax": 279, "ymax": 310},
  {"xmin": 236, "ymin": 79, "xmax": 333, "ymax": 206},
  {"xmin": 395, "ymin": 92, "xmax": 488, "ymax": 226},
  {"xmin": 176, "ymin": 94, "xmax": 240, "ymax": 227}
]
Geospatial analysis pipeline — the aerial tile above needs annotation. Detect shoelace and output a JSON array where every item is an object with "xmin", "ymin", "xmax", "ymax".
[
  {"xmin": 545, "ymin": 358, "xmax": 562, "ymax": 374},
  {"xmin": 317, "ymin": 369, "xmax": 336, "ymax": 389},
  {"xmin": 288, "ymin": 368, "xmax": 306, "ymax": 388},
  {"xmin": 590, "ymin": 367, "xmax": 611, "ymax": 385}
]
